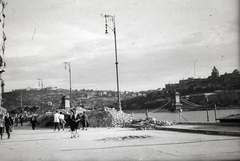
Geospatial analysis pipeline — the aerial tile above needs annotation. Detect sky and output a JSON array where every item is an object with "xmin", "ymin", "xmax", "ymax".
[{"xmin": 2, "ymin": 0, "xmax": 239, "ymax": 92}]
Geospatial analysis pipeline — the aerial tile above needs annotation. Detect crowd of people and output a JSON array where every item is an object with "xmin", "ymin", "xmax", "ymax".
[
  {"xmin": 53, "ymin": 109, "xmax": 89, "ymax": 138},
  {"xmin": 0, "ymin": 113, "xmax": 25, "ymax": 140},
  {"xmin": 0, "ymin": 108, "xmax": 89, "ymax": 140}
]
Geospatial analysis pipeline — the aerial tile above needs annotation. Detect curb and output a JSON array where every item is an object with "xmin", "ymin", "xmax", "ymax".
[
  {"xmin": 177, "ymin": 122, "xmax": 240, "ymax": 127},
  {"xmin": 129, "ymin": 124, "xmax": 240, "ymax": 137},
  {"xmin": 154, "ymin": 126, "xmax": 240, "ymax": 137}
]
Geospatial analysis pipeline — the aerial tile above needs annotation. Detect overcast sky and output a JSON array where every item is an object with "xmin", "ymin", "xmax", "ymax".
[{"xmin": 2, "ymin": 0, "xmax": 239, "ymax": 92}]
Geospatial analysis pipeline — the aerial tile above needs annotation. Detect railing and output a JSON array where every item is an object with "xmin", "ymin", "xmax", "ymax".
[{"xmin": 180, "ymin": 97, "xmax": 202, "ymax": 107}]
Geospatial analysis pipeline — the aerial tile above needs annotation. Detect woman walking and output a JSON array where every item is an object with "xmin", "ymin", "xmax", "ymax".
[
  {"xmin": 31, "ymin": 115, "xmax": 38, "ymax": 130},
  {"xmin": 67, "ymin": 111, "xmax": 75, "ymax": 138},
  {"xmin": 71, "ymin": 109, "xmax": 80, "ymax": 138}
]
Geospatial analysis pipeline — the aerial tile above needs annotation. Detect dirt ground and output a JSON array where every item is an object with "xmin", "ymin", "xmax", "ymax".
[{"xmin": 0, "ymin": 125, "xmax": 240, "ymax": 161}]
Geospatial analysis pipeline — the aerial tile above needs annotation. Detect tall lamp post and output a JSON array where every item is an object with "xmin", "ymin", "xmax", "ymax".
[
  {"xmin": 0, "ymin": 1, "xmax": 7, "ymax": 109},
  {"xmin": 37, "ymin": 78, "xmax": 43, "ymax": 114},
  {"xmin": 64, "ymin": 62, "xmax": 72, "ymax": 108},
  {"xmin": 102, "ymin": 14, "xmax": 121, "ymax": 111}
]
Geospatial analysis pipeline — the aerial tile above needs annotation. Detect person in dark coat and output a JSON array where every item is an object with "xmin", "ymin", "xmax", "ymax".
[
  {"xmin": 19, "ymin": 114, "xmax": 24, "ymax": 126},
  {"xmin": 81, "ymin": 111, "xmax": 88, "ymax": 130},
  {"xmin": 4, "ymin": 113, "xmax": 12, "ymax": 139},
  {"xmin": 67, "ymin": 111, "xmax": 74, "ymax": 136},
  {"xmin": 71, "ymin": 109, "xmax": 81, "ymax": 138},
  {"xmin": 31, "ymin": 115, "xmax": 38, "ymax": 130}
]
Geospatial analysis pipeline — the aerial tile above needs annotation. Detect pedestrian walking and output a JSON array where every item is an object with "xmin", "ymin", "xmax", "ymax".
[
  {"xmin": 0, "ymin": 114, "xmax": 4, "ymax": 140},
  {"xmin": 71, "ymin": 108, "xmax": 80, "ymax": 138},
  {"xmin": 15, "ymin": 114, "xmax": 19, "ymax": 127},
  {"xmin": 67, "ymin": 111, "xmax": 74, "ymax": 137},
  {"xmin": 4, "ymin": 113, "xmax": 12, "ymax": 139},
  {"xmin": 9, "ymin": 115, "xmax": 13, "ymax": 132},
  {"xmin": 59, "ymin": 112, "xmax": 66, "ymax": 131},
  {"xmin": 81, "ymin": 111, "xmax": 88, "ymax": 130},
  {"xmin": 31, "ymin": 115, "xmax": 38, "ymax": 130},
  {"xmin": 53, "ymin": 110, "xmax": 60, "ymax": 131},
  {"xmin": 19, "ymin": 114, "xmax": 24, "ymax": 126},
  {"xmin": 12, "ymin": 115, "xmax": 15, "ymax": 130}
]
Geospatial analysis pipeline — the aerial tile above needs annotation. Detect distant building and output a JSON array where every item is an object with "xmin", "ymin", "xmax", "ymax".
[{"xmin": 165, "ymin": 67, "xmax": 240, "ymax": 92}]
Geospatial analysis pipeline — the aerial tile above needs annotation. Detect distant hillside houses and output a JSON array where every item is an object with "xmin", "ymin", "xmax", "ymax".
[
  {"xmin": 11, "ymin": 87, "xmax": 147, "ymax": 100},
  {"xmin": 12, "ymin": 87, "xmax": 59, "ymax": 92},
  {"xmin": 165, "ymin": 66, "xmax": 240, "ymax": 93}
]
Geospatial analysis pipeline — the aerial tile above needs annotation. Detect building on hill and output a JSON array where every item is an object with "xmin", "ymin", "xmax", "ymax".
[
  {"xmin": 211, "ymin": 66, "xmax": 219, "ymax": 78},
  {"xmin": 165, "ymin": 83, "xmax": 181, "ymax": 93},
  {"xmin": 165, "ymin": 67, "xmax": 240, "ymax": 93}
]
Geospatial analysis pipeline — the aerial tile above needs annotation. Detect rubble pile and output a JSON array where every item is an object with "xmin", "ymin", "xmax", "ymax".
[
  {"xmin": 37, "ymin": 107, "xmax": 176, "ymax": 129},
  {"xmin": 87, "ymin": 107, "xmax": 132, "ymax": 127},
  {"xmin": 105, "ymin": 108, "xmax": 132, "ymax": 126}
]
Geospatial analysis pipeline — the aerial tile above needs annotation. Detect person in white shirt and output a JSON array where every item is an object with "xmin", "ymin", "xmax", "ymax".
[
  {"xmin": 59, "ymin": 112, "xmax": 66, "ymax": 131},
  {"xmin": 53, "ymin": 111, "xmax": 60, "ymax": 131}
]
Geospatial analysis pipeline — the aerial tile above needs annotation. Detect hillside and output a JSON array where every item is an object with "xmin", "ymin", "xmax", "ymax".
[
  {"xmin": 2, "ymin": 88, "xmax": 240, "ymax": 114},
  {"xmin": 2, "ymin": 89, "xmax": 119, "ymax": 114}
]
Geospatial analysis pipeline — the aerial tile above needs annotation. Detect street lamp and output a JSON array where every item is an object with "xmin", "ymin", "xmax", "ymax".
[
  {"xmin": 64, "ymin": 62, "xmax": 72, "ymax": 108},
  {"xmin": 102, "ymin": 14, "xmax": 121, "ymax": 111},
  {"xmin": 37, "ymin": 78, "xmax": 43, "ymax": 114}
]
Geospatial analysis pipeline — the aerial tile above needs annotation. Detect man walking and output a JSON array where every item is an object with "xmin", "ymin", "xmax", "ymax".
[
  {"xmin": 4, "ymin": 113, "xmax": 12, "ymax": 139},
  {"xmin": 31, "ymin": 115, "xmax": 38, "ymax": 130},
  {"xmin": 59, "ymin": 112, "xmax": 65, "ymax": 131},
  {"xmin": 53, "ymin": 110, "xmax": 60, "ymax": 131}
]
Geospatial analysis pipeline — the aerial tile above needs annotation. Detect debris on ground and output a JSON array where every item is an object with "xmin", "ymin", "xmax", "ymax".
[
  {"xmin": 99, "ymin": 135, "xmax": 151, "ymax": 141},
  {"xmin": 131, "ymin": 117, "xmax": 177, "ymax": 130}
]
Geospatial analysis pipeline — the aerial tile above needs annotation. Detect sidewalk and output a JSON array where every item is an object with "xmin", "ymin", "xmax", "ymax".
[{"xmin": 131, "ymin": 122, "xmax": 240, "ymax": 137}]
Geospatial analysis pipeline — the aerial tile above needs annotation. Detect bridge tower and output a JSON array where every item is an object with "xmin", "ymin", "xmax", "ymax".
[
  {"xmin": 64, "ymin": 95, "xmax": 70, "ymax": 111},
  {"xmin": 174, "ymin": 92, "xmax": 182, "ymax": 110}
]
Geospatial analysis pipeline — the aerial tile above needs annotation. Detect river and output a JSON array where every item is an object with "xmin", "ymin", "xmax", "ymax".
[{"xmin": 131, "ymin": 109, "xmax": 240, "ymax": 122}]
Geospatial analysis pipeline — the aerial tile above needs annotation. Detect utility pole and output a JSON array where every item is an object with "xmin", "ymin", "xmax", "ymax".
[{"xmin": 102, "ymin": 14, "xmax": 121, "ymax": 111}]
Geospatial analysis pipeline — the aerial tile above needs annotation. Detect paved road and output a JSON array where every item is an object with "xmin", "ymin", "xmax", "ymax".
[{"xmin": 0, "ymin": 125, "xmax": 240, "ymax": 161}]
